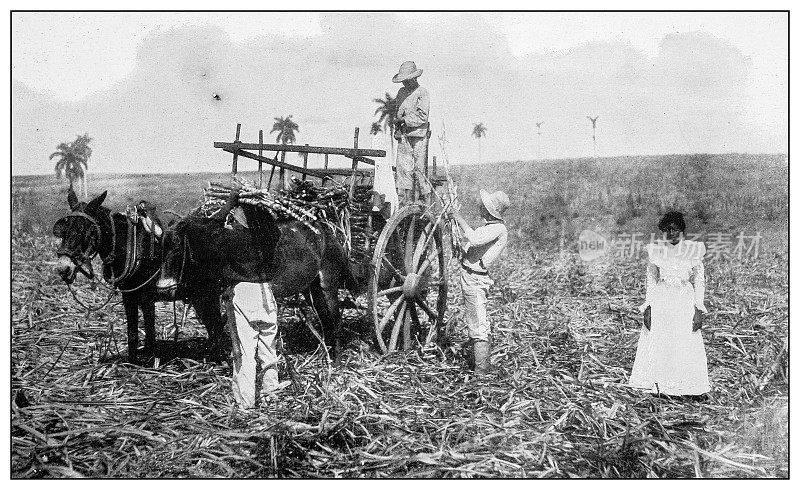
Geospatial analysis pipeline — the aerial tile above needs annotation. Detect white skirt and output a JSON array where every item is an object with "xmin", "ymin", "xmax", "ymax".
[{"xmin": 628, "ymin": 282, "xmax": 711, "ymax": 395}]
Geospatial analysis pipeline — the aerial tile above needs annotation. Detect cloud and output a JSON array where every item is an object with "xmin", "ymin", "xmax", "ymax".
[{"xmin": 12, "ymin": 14, "xmax": 784, "ymax": 177}]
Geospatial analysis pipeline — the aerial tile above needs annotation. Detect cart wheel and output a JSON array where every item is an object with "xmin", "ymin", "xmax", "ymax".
[{"xmin": 369, "ymin": 204, "xmax": 447, "ymax": 354}]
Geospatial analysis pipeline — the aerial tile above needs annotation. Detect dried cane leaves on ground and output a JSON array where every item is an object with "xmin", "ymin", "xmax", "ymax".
[{"xmin": 12, "ymin": 233, "xmax": 787, "ymax": 478}]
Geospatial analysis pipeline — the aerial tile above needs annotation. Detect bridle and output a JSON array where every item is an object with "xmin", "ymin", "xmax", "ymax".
[
  {"xmin": 162, "ymin": 228, "xmax": 193, "ymax": 291},
  {"xmin": 54, "ymin": 209, "xmax": 113, "ymax": 280},
  {"xmin": 56, "ymin": 207, "xmax": 159, "ymax": 292}
]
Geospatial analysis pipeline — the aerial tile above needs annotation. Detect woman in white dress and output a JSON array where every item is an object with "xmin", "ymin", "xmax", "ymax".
[{"xmin": 628, "ymin": 211, "xmax": 711, "ymax": 397}]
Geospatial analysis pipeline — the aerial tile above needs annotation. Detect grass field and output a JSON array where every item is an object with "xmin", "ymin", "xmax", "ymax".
[{"xmin": 11, "ymin": 153, "xmax": 788, "ymax": 477}]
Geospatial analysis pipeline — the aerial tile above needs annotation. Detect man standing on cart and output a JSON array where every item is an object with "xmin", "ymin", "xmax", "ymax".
[{"xmin": 392, "ymin": 61, "xmax": 431, "ymax": 206}]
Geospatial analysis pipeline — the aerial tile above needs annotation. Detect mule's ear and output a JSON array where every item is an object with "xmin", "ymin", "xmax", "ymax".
[
  {"xmin": 67, "ymin": 188, "xmax": 79, "ymax": 210},
  {"xmin": 86, "ymin": 191, "xmax": 108, "ymax": 213}
]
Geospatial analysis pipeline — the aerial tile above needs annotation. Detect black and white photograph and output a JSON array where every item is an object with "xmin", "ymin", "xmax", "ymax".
[{"xmin": 8, "ymin": 8, "xmax": 790, "ymax": 479}]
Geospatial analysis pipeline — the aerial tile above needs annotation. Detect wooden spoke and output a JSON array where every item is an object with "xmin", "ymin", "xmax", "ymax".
[
  {"xmin": 388, "ymin": 301, "xmax": 407, "ymax": 352},
  {"xmin": 408, "ymin": 303, "xmax": 422, "ymax": 333},
  {"xmin": 376, "ymin": 294, "xmax": 404, "ymax": 353},
  {"xmin": 377, "ymin": 294, "xmax": 404, "ymax": 337},
  {"xmin": 376, "ymin": 285, "xmax": 404, "ymax": 298},
  {"xmin": 404, "ymin": 214, "xmax": 417, "ymax": 271},
  {"xmin": 415, "ymin": 220, "xmax": 441, "ymax": 266},
  {"xmin": 416, "ymin": 297, "xmax": 438, "ymax": 321},
  {"xmin": 417, "ymin": 255, "xmax": 434, "ymax": 277},
  {"xmin": 381, "ymin": 255, "xmax": 405, "ymax": 282},
  {"xmin": 403, "ymin": 310, "xmax": 414, "ymax": 351},
  {"xmin": 412, "ymin": 222, "xmax": 434, "ymax": 271}
]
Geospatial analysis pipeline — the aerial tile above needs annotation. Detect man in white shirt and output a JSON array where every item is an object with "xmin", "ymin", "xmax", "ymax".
[
  {"xmin": 451, "ymin": 189, "xmax": 510, "ymax": 375},
  {"xmin": 392, "ymin": 61, "xmax": 431, "ymax": 205}
]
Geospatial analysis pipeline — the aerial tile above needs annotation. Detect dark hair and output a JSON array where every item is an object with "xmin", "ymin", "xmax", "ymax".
[{"xmin": 658, "ymin": 211, "xmax": 686, "ymax": 232}]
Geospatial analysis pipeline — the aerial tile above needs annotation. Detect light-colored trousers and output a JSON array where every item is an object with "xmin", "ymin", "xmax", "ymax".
[
  {"xmin": 227, "ymin": 282, "xmax": 279, "ymax": 408},
  {"xmin": 396, "ymin": 135, "xmax": 431, "ymax": 200},
  {"xmin": 461, "ymin": 271, "xmax": 494, "ymax": 342}
]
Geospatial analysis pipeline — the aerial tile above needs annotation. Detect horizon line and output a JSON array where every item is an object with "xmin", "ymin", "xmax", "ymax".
[{"xmin": 11, "ymin": 151, "xmax": 788, "ymax": 178}]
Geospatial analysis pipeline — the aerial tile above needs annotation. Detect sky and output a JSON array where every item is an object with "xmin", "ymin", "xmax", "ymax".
[{"xmin": 10, "ymin": 11, "xmax": 789, "ymax": 176}]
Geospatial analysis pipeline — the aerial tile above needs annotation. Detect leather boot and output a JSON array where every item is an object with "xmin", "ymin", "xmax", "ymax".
[
  {"xmin": 461, "ymin": 339, "xmax": 475, "ymax": 369},
  {"xmin": 473, "ymin": 340, "xmax": 490, "ymax": 375}
]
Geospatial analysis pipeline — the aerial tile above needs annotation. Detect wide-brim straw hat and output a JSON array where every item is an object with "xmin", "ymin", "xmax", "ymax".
[
  {"xmin": 392, "ymin": 61, "xmax": 423, "ymax": 83},
  {"xmin": 480, "ymin": 189, "xmax": 510, "ymax": 220}
]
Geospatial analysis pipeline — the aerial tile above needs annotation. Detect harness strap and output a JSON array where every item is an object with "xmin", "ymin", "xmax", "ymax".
[
  {"xmin": 102, "ymin": 211, "xmax": 117, "ymax": 265},
  {"xmin": 103, "ymin": 213, "xmax": 121, "ymax": 283},
  {"xmin": 123, "ymin": 216, "xmax": 140, "ymax": 285},
  {"xmin": 66, "ymin": 211, "xmax": 101, "ymax": 234},
  {"xmin": 105, "ymin": 213, "xmax": 144, "ymax": 287},
  {"xmin": 150, "ymin": 225, "xmax": 157, "ymax": 260}
]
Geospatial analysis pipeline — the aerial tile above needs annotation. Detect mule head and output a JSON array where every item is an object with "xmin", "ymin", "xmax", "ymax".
[
  {"xmin": 156, "ymin": 224, "xmax": 187, "ymax": 298},
  {"xmin": 53, "ymin": 188, "xmax": 107, "ymax": 284}
]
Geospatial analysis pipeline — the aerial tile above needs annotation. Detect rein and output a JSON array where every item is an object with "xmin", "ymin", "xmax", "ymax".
[
  {"xmin": 116, "ymin": 268, "xmax": 162, "ymax": 294},
  {"xmin": 59, "ymin": 207, "xmax": 159, "ymax": 293},
  {"xmin": 67, "ymin": 282, "xmax": 119, "ymax": 312}
]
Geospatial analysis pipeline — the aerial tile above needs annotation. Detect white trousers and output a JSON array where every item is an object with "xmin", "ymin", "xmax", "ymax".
[
  {"xmin": 227, "ymin": 282, "xmax": 279, "ymax": 408},
  {"xmin": 396, "ymin": 136, "xmax": 431, "ymax": 197},
  {"xmin": 461, "ymin": 271, "xmax": 494, "ymax": 342}
]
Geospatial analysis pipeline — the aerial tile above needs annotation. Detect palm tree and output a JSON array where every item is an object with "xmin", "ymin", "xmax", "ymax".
[
  {"xmin": 471, "ymin": 123, "xmax": 487, "ymax": 165},
  {"xmin": 50, "ymin": 133, "xmax": 93, "ymax": 198},
  {"xmin": 373, "ymin": 92, "xmax": 397, "ymax": 161},
  {"xmin": 587, "ymin": 115, "xmax": 599, "ymax": 159},
  {"xmin": 271, "ymin": 115, "xmax": 299, "ymax": 145},
  {"xmin": 370, "ymin": 122, "xmax": 383, "ymax": 135}
]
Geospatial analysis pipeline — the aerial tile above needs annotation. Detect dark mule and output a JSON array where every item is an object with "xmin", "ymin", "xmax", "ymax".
[
  {"xmin": 156, "ymin": 205, "xmax": 359, "ymax": 362},
  {"xmin": 53, "ymin": 189, "xmax": 227, "ymax": 363}
]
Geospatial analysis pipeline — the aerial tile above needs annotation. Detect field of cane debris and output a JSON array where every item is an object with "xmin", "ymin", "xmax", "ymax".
[{"xmin": 11, "ymin": 154, "xmax": 788, "ymax": 478}]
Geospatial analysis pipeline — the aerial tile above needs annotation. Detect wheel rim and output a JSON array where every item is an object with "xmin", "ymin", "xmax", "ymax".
[{"xmin": 371, "ymin": 205, "xmax": 447, "ymax": 354}]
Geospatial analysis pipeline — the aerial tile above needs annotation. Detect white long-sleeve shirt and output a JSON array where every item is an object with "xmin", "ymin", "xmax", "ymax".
[
  {"xmin": 640, "ymin": 240, "xmax": 707, "ymax": 313},
  {"xmin": 395, "ymin": 85, "xmax": 430, "ymax": 138},
  {"xmin": 461, "ymin": 221, "xmax": 508, "ymax": 271}
]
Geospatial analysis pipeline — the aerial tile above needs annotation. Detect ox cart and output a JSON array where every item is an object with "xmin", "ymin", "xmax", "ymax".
[{"xmin": 214, "ymin": 124, "xmax": 453, "ymax": 354}]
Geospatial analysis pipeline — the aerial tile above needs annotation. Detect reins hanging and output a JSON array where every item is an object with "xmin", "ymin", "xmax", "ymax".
[{"xmin": 67, "ymin": 282, "xmax": 119, "ymax": 313}]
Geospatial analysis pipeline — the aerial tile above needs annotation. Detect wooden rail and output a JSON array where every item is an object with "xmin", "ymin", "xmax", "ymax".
[
  {"xmin": 214, "ymin": 124, "xmax": 457, "ymax": 197},
  {"xmin": 219, "ymin": 147, "xmax": 372, "ymax": 178},
  {"xmin": 214, "ymin": 142, "xmax": 385, "ymax": 165}
]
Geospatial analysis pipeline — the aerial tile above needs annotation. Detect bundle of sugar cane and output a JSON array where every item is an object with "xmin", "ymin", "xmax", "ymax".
[
  {"xmin": 197, "ymin": 198, "xmax": 226, "ymax": 218},
  {"xmin": 210, "ymin": 179, "xmax": 322, "ymax": 220},
  {"xmin": 286, "ymin": 177, "xmax": 349, "ymax": 205},
  {"xmin": 205, "ymin": 180, "xmax": 320, "ymax": 233},
  {"xmin": 282, "ymin": 178, "xmax": 351, "ymax": 221}
]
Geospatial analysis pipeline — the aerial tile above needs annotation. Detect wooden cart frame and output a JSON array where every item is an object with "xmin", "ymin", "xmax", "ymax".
[{"xmin": 216, "ymin": 124, "xmax": 449, "ymax": 353}]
